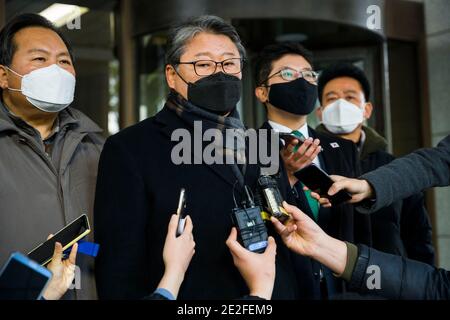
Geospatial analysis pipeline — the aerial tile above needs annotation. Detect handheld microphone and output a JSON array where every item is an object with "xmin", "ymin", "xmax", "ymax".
[{"xmin": 258, "ymin": 175, "xmax": 291, "ymax": 224}]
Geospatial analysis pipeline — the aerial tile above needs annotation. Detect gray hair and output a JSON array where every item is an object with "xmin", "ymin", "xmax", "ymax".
[{"xmin": 165, "ymin": 15, "xmax": 246, "ymax": 66}]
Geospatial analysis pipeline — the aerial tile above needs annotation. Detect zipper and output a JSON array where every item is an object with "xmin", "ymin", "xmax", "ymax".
[{"xmin": 17, "ymin": 135, "xmax": 67, "ymax": 225}]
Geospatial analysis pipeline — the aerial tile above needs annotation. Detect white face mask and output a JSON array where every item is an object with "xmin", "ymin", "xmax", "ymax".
[
  {"xmin": 6, "ymin": 64, "xmax": 76, "ymax": 113},
  {"xmin": 322, "ymin": 98, "xmax": 365, "ymax": 134}
]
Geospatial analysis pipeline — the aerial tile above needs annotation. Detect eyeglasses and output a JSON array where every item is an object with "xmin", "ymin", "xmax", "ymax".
[
  {"xmin": 176, "ymin": 58, "xmax": 244, "ymax": 76},
  {"xmin": 262, "ymin": 68, "xmax": 319, "ymax": 86}
]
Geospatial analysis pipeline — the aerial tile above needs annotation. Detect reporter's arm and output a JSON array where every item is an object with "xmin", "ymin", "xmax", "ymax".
[
  {"xmin": 345, "ymin": 244, "xmax": 450, "ymax": 300},
  {"xmin": 358, "ymin": 135, "xmax": 450, "ymax": 213},
  {"xmin": 271, "ymin": 202, "xmax": 450, "ymax": 300}
]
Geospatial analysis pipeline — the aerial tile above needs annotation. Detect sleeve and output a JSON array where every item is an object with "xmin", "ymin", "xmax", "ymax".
[
  {"xmin": 142, "ymin": 292, "xmax": 170, "ymax": 300},
  {"xmin": 357, "ymin": 135, "xmax": 450, "ymax": 213},
  {"xmin": 349, "ymin": 244, "xmax": 450, "ymax": 300},
  {"xmin": 400, "ymin": 193, "xmax": 435, "ymax": 266},
  {"xmin": 94, "ymin": 137, "xmax": 151, "ymax": 299}
]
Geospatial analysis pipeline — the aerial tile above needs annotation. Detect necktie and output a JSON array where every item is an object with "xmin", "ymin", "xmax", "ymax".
[{"xmin": 291, "ymin": 130, "xmax": 320, "ymax": 221}]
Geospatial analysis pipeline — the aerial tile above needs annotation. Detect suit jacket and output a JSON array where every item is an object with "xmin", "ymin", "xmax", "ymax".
[
  {"xmin": 94, "ymin": 106, "xmax": 299, "ymax": 300},
  {"xmin": 260, "ymin": 122, "xmax": 372, "ymax": 299}
]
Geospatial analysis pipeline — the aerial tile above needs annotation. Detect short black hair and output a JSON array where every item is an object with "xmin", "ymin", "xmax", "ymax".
[
  {"xmin": 0, "ymin": 13, "xmax": 74, "ymax": 67},
  {"xmin": 318, "ymin": 63, "xmax": 371, "ymax": 104},
  {"xmin": 253, "ymin": 42, "xmax": 313, "ymax": 86}
]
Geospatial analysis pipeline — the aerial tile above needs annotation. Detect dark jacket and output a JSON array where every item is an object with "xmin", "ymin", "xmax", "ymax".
[
  {"xmin": 316, "ymin": 125, "xmax": 435, "ymax": 265},
  {"xmin": 349, "ymin": 244, "xmax": 449, "ymax": 300},
  {"xmin": 359, "ymin": 134, "xmax": 450, "ymax": 213},
  {"xmin": 94, "ymin": 106, "xmax": 299, "ymax": 300},
  {"xmin": 0, "ymin": 101, "xmax": 104, "ymax": 300},
  {"xmin": 262, "ymin": 122, "xmax": 371, "ymax": 299}
]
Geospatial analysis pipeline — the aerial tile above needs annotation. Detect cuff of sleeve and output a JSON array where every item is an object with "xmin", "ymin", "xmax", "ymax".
[
  {"xmin": 341, "ymin": 242, "xmax": 358, "ymax": 282},
  {"xmin": 154, "ymin": 288, "xmax": 176, "ymax": 300}
]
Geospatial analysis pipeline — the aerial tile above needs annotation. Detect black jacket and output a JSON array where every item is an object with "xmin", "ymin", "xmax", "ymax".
[
  {"xmin": 350, "ymin": 244, "xmax": 449, "ymax": 300},
  {"xmin": 317, "ymin": 125, "xmax": 435, "ymax": 265},
  {"xmin": 94, "ymin": 106, "xmax": 299, "ymax": 300},
  {"xmin": 262, "ymin": 122, "xmax": 372, "ymax": 299}
]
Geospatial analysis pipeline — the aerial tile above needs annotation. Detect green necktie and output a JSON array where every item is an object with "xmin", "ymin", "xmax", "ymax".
[{"xmin": 291, "ymin": 130, "xmax": 320, "ymax": 221}]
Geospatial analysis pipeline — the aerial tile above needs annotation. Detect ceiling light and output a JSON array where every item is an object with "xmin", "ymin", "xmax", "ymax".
[{"xmin": 39, "ymin": 3, "xmax": 89, "ymax": 28}]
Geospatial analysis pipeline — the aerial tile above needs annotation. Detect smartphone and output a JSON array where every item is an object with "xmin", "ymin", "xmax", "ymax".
[
  {"xmin": 176, "ymin": 188, "xmax": 187, "ymax": 237},
  {"xmin": 279, "ymin": 132, "xmax": 305, "ymax": 146},
  {"xmin": 294, "ymin": 164, "xmax": 352, "ymax": 205},
  {"xmin": 0, "ymin": 252, "xmax": 52, "ymax": 300},
  {"xmin": 28, "ymin": 214, "xmax": 90, "ymax": 266}
]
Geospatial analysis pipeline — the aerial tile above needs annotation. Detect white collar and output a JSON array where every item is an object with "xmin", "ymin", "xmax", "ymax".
[{"xmin": 268, "ymin": 120, "xmax": 310, "ymax": 139}]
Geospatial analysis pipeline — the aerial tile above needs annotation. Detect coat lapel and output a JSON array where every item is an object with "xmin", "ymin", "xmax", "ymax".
[{"xmin": 308, "ymin": 126, "xmax": 340, "ymax": 174}]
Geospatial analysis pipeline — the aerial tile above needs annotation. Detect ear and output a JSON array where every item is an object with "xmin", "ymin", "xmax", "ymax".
[
  {"xmin": 165, "ymin": 64, "xmax": 177, "ymax": 90},
  {"xmin": 254, "ymin": 86, "xmax": 269, "ymax": 104},
  {"xmin": 316, "ymin": 105, "xmax": 323, "ymax": 121},
  {"xmin": 0, "ymin": 65, "xmax": 9, "ymax": 90},
  {"xmin": 364, "ymin": 102, "xmax": 373, "ymax": 120}
]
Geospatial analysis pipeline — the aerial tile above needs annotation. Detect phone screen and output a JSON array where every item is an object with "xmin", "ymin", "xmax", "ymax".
[
  {"xmin": 28, "ymin": 215, "xmax": 90, "ymax": 265},
  {"xmin": 0, "ymin": 252, "xmax": 52, "ymax": 300}
]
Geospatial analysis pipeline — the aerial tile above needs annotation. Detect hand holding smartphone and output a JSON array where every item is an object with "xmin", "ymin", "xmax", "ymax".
[
  {"xmin": 279, "ymin": 132, "xmax": 305, "ymax": 146},
  {"xmin": 27, "ymin": 214, "xmax": 90, "ymax": 265},
  {"xmin": 176, "ymin": 188, "xmax": 187, "ymax": 237},
  {"xmin": 294, "ymin": 164, "xmax": 352, "ymax": 206}
]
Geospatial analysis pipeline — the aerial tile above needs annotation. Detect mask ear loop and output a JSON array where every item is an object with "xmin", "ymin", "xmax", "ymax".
[
  {"xmin": 3, "ymin": 66, "xmax": 23, "ymax": 92},
  {"xmin": 171, "ymin": 65, "xmax": 191, "ymax": 86}
]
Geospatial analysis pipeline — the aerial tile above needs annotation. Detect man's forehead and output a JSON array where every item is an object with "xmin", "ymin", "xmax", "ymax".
[
  {"xmin": 325, "ymin": 77, "xmax": 364, "ymax": 93},
  {"xmin": 13, "ymin": 27, "xmax": 67, "ymax": 49},
  {"xmin": 271, "ymin": 55, "xmax": 311, "ymax": 74}
]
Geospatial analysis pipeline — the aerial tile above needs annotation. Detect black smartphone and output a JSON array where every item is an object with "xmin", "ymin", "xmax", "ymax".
[
  {"xmin": 27, "ymin": 214, "xmax": 90, "ymax": 265},
  {"xmin": 294, "ymin": 164, "xmax": 352, "ymax": 205},
  {"xmin": 0, "ymin": 252, "xmax": 52, "ymax": 300},
  {"xmin": 176, "ymin": 188, "xmax": 187, "ymax": 237}
]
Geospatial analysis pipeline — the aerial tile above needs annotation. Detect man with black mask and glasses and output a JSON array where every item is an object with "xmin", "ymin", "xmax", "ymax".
[
  {"xmin": 94, "ymin": 16, "xmax": 299, "ymax": 300},
  {"xmin": 253, "ymin": 42, "xmax": 372, "ymax": 299}
]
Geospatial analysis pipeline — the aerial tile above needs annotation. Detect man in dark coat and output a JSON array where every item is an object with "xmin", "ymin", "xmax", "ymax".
[
  {"xmin": 315, "ymin": 63, "xmax": 434, "ymax": 265},
  {"xmin": 253, "ymin": 42, "xmax": 372, "ymax": 299},
  {"xmin": 94, "ymin": 15, "xmax": 299, "ymax": 300}
]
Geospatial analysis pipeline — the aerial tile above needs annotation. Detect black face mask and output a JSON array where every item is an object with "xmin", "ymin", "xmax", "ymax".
[
  {"xmin": 186, "ymin": 72, "xmax": 242, "ymax": 114},
  {"xmin": 267, "ymin": 77, "xmax": 318, "ymax": 115}
]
